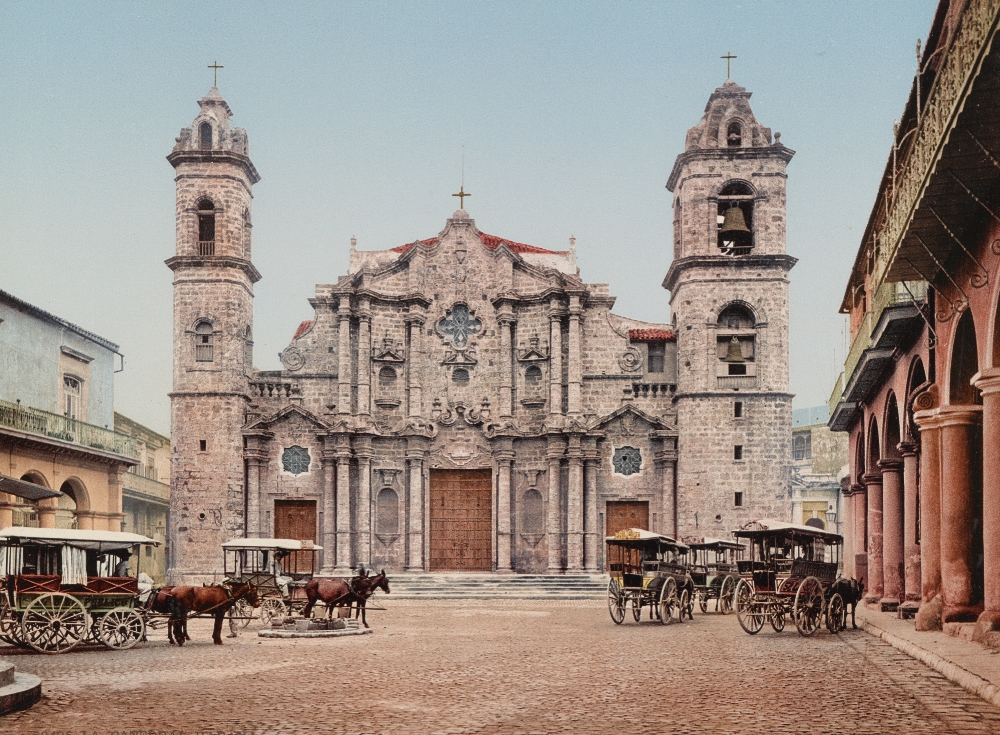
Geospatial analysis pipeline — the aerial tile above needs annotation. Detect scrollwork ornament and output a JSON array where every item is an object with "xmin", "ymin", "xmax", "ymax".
[
  {"xmin": 279, "ymin": 346, "xmax": 306, "ymax": 371},
  {"xmin": 618, "ymin": 347, "xmax": 642, "ymax": 373},
  {"xmin": 912, "ymin": 384, "xmax": 939, "ymax": 412}
]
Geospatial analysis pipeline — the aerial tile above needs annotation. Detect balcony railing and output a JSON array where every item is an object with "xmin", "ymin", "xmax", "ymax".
[
  {"xmin": 829, "ymin": 372, "xmax": 844, "ymax": 417},
  {"xmin": 0, "ymin": 398, "xmax": 138, "ymax": 460},
  {"xmin": 717, "ymin": 376, "xmax": 758, "ymax": 390},
  {"xmin": 198, "ymin": 241, "xmax": 215, "ymax": 256},
  {"xmin": 122, "ymin": 472, "xmax": 169, "ymax": 501},
  {"xmin": 843, "ymin": 281, "xmax": 927, "ymax": 386}
]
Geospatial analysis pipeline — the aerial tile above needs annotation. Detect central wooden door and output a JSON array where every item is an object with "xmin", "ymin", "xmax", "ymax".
[
  {"xmin": 605, "ymin": 501, "xmax": 649, "ymax": 538},
  {"xmin": 274, "ymin": 499, "xmax": 316, "ymax": 573},
  {"xmin": 429, "ymin": 469, "xmax": 492, "ymax": 571}
]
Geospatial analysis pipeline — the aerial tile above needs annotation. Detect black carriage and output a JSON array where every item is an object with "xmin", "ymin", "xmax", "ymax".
[
  {"xmin": 606, "ymin": 528, "xmax": 694, "ymax": 625},
  {"xmin": 732, "ymin": 519, "xmax": 846, "ymax": 636},
  {"xmin": 683, "ymin": 537, "xmax": 744, "ymax": 615},
  {"xmin": 222, "ymin": 538, "xmax": 321, "ymax": 627},
  {"xmin": 0, "ymin": 526, "xmax": 159, "ymax": 652}
]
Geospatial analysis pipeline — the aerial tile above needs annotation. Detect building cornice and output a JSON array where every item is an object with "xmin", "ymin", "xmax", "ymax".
[
  {"xmin": 166, "ymin": 149, "xmax": 261, "ymax": 185},
  {"xmin": 165, "ymin": 255, "xmax": 262, "ymax": 284},
  {"xmin": 667, "ymin": 145, "xmax": 795, "ymax": 192},
  {"xmin": 662, "ymin": 254, "xmax": 797, "ymax": 292}
]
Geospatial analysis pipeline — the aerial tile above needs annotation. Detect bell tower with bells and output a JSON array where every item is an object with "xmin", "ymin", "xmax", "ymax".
[{"xmin": 662, "ymin": 75, "xmax": 797, "ymax": 537}]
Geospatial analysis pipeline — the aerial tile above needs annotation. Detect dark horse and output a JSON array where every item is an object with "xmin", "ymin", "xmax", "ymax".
[
  {"xmin": 143, "ymin": 586, "xmax": 187, "ymax": 644},
  {"xmin": 830, "ymin": 577, "xmax": 865, "ymax": 629},
  {"xmin": 301, "ymin": 570, "xmax": 390, "ymax": 629},
  {"xmin": 168, "ymin": 581, "xmax": 259, "ymax": 645}
]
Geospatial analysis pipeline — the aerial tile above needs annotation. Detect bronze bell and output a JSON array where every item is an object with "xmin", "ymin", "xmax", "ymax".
[
  {"xmin": 724, "ymin": 336, "xmax": 744, "ymax": 362},
  {"xmin": 720, "ymin": 205, "xmax": 751, "ymax": 236}
]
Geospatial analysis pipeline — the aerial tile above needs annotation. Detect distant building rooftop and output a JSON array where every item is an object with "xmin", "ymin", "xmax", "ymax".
[{"xmin": 793, "ymin": 406, "xmax": 830, "ymax": 428}]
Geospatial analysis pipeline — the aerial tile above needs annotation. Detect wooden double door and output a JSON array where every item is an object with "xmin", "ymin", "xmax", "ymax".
[
  {"xmin": 274, "ymin": 499, "xmax": 316, "ymax": 572},
  {"xmin": 429, "ymin": 469, "xmax": 492, "ymax": 571},
  {"xmin": 605, "ymin": 501, "xmax": 649, "ymax": 538}
]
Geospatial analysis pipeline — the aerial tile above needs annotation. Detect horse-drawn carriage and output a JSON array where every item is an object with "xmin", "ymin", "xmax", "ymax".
[
  {"xmin": 0, "ymin": 526, "xmax": 159, "ymax": 652},
  {"xmin": 222, "ymin": 538, "xmax": 321, "ymax": 627},
  {"xmin": 683, "ymin": 537, "xmax": 744, "ymax": 615},
  {"xmin": 732, "ymin": 519, "xmax": 846, "ymax": 636},
  {"xmin": 606, "ymin": 528, "xmax": 694, "ymax": 625}
]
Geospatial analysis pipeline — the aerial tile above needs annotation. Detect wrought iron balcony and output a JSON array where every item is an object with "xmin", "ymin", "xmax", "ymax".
[{"xmin": 0, "ymin": 398, "xmax": 138, "ymax": 460}]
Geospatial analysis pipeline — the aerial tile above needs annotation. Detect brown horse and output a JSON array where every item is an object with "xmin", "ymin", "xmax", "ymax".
[
  {"xmin": 169, "ymin": 581, "xmax": 259, "ymax": 645},
  {"xmin": 143, "ymin": 586, "xmax": 188, "ymax": 644},
  {"xmin": 301, "ymin": 570, "xmax": 390, "ymax": 628}
]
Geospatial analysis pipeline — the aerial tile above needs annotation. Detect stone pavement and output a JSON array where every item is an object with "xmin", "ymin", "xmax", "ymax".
[
  {"xmin": 858, "ymin": 605, "xmax": 1000, "ymax": 708},
  {"xmin": 3, "ymin": 600, "xmax": 1000, "ymax": 734}
]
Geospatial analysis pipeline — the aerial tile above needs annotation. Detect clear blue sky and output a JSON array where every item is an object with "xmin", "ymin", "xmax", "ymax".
[{"xmin": 0, "ymin": 1, "xmax": 937, "ymax": 435}]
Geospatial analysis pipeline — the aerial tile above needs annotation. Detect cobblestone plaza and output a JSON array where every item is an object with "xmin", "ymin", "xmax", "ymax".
[{"xmin": 4, "ymin": 600, "xmax": 1000, "ymax": 734}]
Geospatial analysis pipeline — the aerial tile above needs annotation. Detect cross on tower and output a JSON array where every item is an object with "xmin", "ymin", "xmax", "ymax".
[
  {"xmin": 452, "ymin": 185, "xmax": 470, "ymax": 209},
  {"xmin": 721, "ymin": 52, "xmax": 737, "ymax": 79},
  {"xmin": 208, "ymin": 61, "xmax": 224, "ymax": 86}
]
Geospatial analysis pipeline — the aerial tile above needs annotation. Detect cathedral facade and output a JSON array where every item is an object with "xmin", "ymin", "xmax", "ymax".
[{"xmin": 167, "ymin": 80, "xmax": 793, "ymax": 582}]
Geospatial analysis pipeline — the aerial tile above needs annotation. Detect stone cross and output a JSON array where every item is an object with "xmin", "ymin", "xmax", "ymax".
[
  {"xmin": 452, "ymin": 185, "xmax": 470, "ymax": 209},
  {"xmin": 721, "ymin": 52, "xmax": 736, "ymax": 79},
  {"xmin": 208, "ymin": 61, "xmax": 224, "ymax": 86}
]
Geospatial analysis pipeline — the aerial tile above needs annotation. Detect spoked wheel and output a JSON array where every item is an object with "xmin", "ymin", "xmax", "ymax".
[
  {"xmin": 770, "ymin": 605, "xmax": 786, "ymax": 633},
  {"xmin": 98, "ymin": 607, "xmax": 146, "ymax": 649},
  {"xmin": 735, "ymin": 579, "xmax": 764, "ymax": 635},
  {"xmin": 719, "ymin": 575, "xmax": 737, "ymax": 615},
  {"xmin": 793, "ymin": 576, "xmax": 825, "ymax": 637},
  {"xmin": 827, "ymin": 592, "xmax": 846, "ymax": 634},
  {"xmin": 607, "ymin": 578, "xmax": 626, "ymax": 625},
  {"xmin": 696, "ymin": 591, "xmax": 707, "ymax": 613},
  {"xmin": 679, "ymin": 589, "xmax": 693, "ymax": 622},
  {"xmin": 229, "ymin": 598, "xmax": 254, "ymax": 629},
  {"xmin": 658, "ymin": 578, "xmax": 680, "ymax": 625},
  {"xmin": 631, "ymin": 595, "xmax": 642, "ymax": 623},
  {"xmin": 258, "ymin": 598, "xmax": 287, "ymax": 627},
  {"xmin": 0, "ymin": 594, "xmax": 19, "ymax": 645},
  {"xmin": 21, "ymin": 593, "xmax": 89, "ymax": 653}
]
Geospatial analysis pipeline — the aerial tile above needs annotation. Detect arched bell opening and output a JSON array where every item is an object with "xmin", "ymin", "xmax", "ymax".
[{"xmin": 716, "ymin": 181, "xmax": 754, "ymax": 254}]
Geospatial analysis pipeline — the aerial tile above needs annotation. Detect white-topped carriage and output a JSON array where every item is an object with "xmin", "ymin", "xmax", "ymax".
[
  {"xmin": 222, "ymin": 538, "xmax": 322, "ymax": 626},
  {"xmin": 0, "ymin": 526, "xmax": 159, "ymax": 652}
]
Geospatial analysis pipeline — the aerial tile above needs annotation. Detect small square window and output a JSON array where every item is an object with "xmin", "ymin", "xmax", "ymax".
[
  {"xmin": 199, "ymin": 440, "xmax": 207, "ymax": 452},
  {"xmin": 734, "ymin": 401, "xmax": 743, "ymax": 418},
  {"xmin": 734, "ymin": 492, "xmax": 744, "ymax": 507},
  {"xmin": 734, "ymin": 445, "xmax": 743, "ymax": 460}
]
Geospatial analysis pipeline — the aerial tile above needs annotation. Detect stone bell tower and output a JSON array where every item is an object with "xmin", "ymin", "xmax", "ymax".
[
  {"xmin": 663, "ymin": 79, "xmax": 796, "ymax": 538},
  {"xmin": 166, "ymin": 86, "xmax": 261, "ymax": 583}
]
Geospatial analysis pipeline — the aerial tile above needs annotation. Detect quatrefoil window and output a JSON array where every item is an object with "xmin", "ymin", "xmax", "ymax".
[
  {"xmin": 437, "ymin": 303, "xmax": 482, "ymax": 349},
  {"xmin": 613, "ymin": 446, "xmax": 642, "ymax": 476},
  {"xmin": 282, "ymin": 446, "xmax": 311, "ymax": 475}
]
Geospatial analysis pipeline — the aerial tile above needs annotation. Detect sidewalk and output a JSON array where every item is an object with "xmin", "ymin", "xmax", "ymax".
[{"xmin": 858, "ymin": 605, "xmax": 1000, "ymax": 708}]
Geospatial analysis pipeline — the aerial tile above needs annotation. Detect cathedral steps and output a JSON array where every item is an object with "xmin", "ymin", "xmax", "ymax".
[{"xmin": 381, "ymin": 573, "xmax": 609, "ymax": 600}]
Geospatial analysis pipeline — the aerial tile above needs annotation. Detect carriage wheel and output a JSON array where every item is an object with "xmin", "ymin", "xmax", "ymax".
[
  {"xmin": 631, "ymin": 595, "xmax": 642, "ymax": 623},
  {"xmin": 0, "ymin": 594, "xmax": 19, "ymax": 645},
  {"xmin": 827, "ymin": 593, "xmax": 846, "ymax": 634},
  {"xmin": 21, "ymin": 593, "xmax": 88, "ymax": 654},
  {"xmin": 258, "ymin": 598, "xmax": 287, "ymax": 627},
  {"xmin": 678, "ymin": 589, "xmax": 692, "ymax": 622},
  {"xmin": 97, "ymin": 607, "xmax": 145, "ymax": 650},
  {"xmin": 719, "ymin": 576, "xmax": 737, "ymax": 615},
  {"xmin": 229, "ymin": 598, "xmax": 254, "ymax": 629},
  {"xmin": 793, "ymin": 577, "xmax": 825, "ymax": 637},
  {"xmin": 698, "ymin": 591, "xmax": 708, "ymax": 613},
  {"xmin": 735, "ymin": 579, "xmax": 764, "ymax": 635},
  {"xmin": 770, "ymin": 605, "xmax": 785, "ymax": 633},
  {"xmin": 658, "ymin": 578, "xmax": 680, "ymax": 625},
  {"xmin": 607, "ymin": 579, "xmax": 626, "ymax": 625}
]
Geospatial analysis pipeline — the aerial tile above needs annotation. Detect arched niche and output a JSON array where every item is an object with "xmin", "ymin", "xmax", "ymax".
[{"xmin": 950, "ymin": 309, "xmax": 981, "ymax": 405}]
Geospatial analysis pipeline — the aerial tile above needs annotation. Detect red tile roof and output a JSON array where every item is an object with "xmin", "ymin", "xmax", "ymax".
[
  {"xmin": 292, "ymin": 320, "xmax": 314, "ymax": 340},
  {"xmin": 391, "ymin": 233, "xmax": 565, "ymax": 255},
  {"xmin": 628, "ymin": 328, "xmax": 676, "ymax": 342}
]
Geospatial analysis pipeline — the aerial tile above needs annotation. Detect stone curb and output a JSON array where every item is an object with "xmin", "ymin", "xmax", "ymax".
[
  {"xmin": 861, "ymin": 618, "xmax": 1000, "ymax": 708},
  {"xmin": 258, "ymin": 628, "xmax": 373, "ymax": 639}
]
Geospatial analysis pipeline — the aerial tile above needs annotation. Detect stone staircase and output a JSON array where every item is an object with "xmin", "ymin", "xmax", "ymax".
[
  {"xmin": 0, "ymin": 658, "xmax": 40, "ymax": 714},
  {"xmin": 382, "ymin": 573, "xmax": 609, "ymax": 600}
]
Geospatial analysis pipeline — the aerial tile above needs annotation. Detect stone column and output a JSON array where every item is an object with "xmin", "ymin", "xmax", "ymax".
[
  {"xmin": 583, "ymin": 449, "xmax": 600, "ymax": 571},
  {"xmin": 976, "ymin": 369, "xmax": 1000, "ymax": 637},
  {"xmin": 546, "ymin": 437, "xmax": 564, "ymax": 572},
  {"xmin": 245, "ymin": 453, "xmax": 264, "ymax": 537},
  {"xmin": 864, "ymin": 471, "xmax": 883, "ymax": 605},
  {"xmin": 0, "ymin": 494, "xmax": 12, "ymax": 530},
  {"xmin": 851, "ymin": 485, "xmax": 867, "ymax": 584},
  {"xmin": 406, "ymin": 442, "xmax": 425, "ymax": 571},
  {"xmin": 566, "ymin": 435, "xmax": 584, "ymax": 571},
  {"xmin": 320, "ymin": 444, "xmax": 337, "ymax": 574},
  {"xmin": 914, "ymin": 407, "xmax": 943, "ymax": 616},
  {"xmin": 840, "ymin": 484, "xmax": 855, "ymax": 579},
  {"xmin": 337, "ymin": 298, "xmax": 353, "ymax": 415},
  {"xmin": 899, "ymin": 442, "xmax": 922, "ymax": 609},
  {"xmin": 656, "ymin": 447, "xmax": 678, "ymax": 539},
  {"xmin": 75, "ymin": 510, "xmax": 96, "ymax": 531},
  {"xmin": 335, "ymin": 453, "xmax": 352, "ymax": 572},
  {"xmin": 549, "ymin": 300, "xmax": 564, "ymax": 419},
  {"xmin": 38, "ymin": 498, "xmax": 56, "ymax": 529},
  {"xmin": 879, "ymin": 458, "xmax": 904, "ymax": 610},
  {"xmin": 497, "ymin": 308, "xmax": 515, "ymax": 418},
  {"xmin": 355, "ymin": 438, "xmax": 373, "ymax": 570},
  {"xmin": 407, "ymin": 315, "xmax": 424, "ymax": 418},
  {"xmin": 495, "ymin": 446, "xmax": 514, "ymax": 572},
  {"xmin": 567, "ymin": 295, "xmax": 582, "ymax": 416},
  {"xmin": 357, "ymin": 298, "xmax": 372, "ymax": 416},
  {"xmin": 937, "ymin": 405, "xmax": 982, "ymax": 623}
]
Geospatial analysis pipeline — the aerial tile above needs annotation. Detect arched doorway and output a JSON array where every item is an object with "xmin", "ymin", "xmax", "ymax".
[
  {"xmin": 56, "ymin": 481, "xmax": 79, "ymax": 529},
  {"xmin": 14, "ymin": 473, "xmax": 46, "ymax": 527}
]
